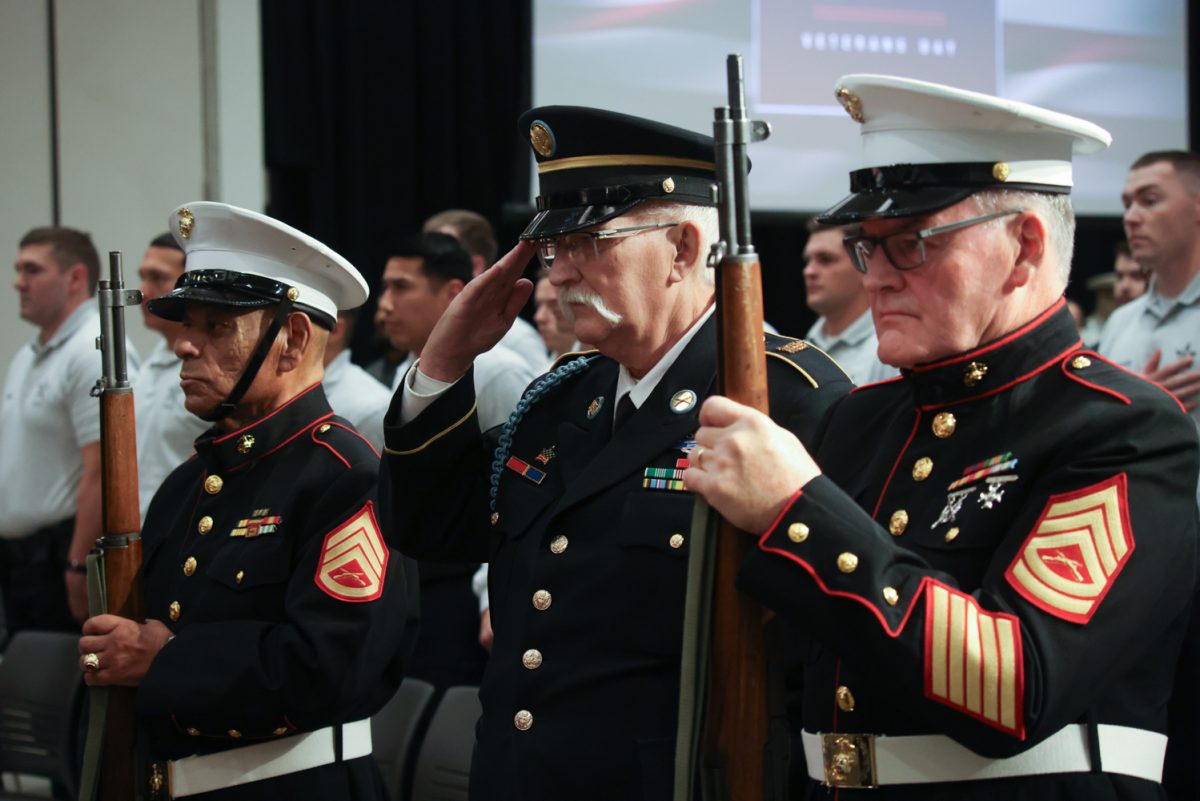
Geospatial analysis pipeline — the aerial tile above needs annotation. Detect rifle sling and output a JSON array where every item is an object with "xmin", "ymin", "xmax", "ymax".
[
  {"xmin": 674, "ymin": 497, "xmax": 719, "ymax": 801},
  {"xmin": 79, "ymin": 553, "xmax": 111, "ymax": 801}
]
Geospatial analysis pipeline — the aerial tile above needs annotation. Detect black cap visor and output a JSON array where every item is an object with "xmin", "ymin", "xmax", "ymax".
[
  {"xmin": 520, "ymin": 202, "xmax": 639, "ymax": 240},
  {"xmin": 147, "ymin": 269, "xmax": 333, "ymax": 328},
  {"xmin": 147, "ymin": 286, "xmax": 275, "ymax": 322},
  {"xmin": 817, "ymin": 161, "xmax": 1069, "ymax": 225},
  {"xmin": 816, "ymin": 186, "xmax": 977, "ymax": 226},
  {"xmin": 520, "ymin": 173, "xmax": 716, "ymax": 240}
]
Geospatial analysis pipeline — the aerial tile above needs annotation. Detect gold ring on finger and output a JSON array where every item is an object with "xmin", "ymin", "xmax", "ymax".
[{"xmin": 83, "ymin": 652, "xmax": 100, "ymax": 672}]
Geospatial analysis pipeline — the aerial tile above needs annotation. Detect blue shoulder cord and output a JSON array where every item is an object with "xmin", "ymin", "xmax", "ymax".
[{"xmin": 489, "ymin": 356, "xmax": 592, "ymax": 511}]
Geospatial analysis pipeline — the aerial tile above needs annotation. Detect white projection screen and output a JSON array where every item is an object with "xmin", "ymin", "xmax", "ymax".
[{"xmin": 532, "ymin": 0, "xmax": 1189, "ymax": 215}]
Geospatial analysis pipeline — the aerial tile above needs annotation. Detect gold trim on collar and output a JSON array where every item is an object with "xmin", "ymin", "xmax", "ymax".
[
  {"xmin": 549, "ymin": 348, "xmax": 600, "ymax": 370},
  {"xmin": 765, "ymin": 351, "xmax": 820, "ymax": 389},
  {"xmin": 538, "ymin": 154, "xmax": 715, "ymax": 174}
]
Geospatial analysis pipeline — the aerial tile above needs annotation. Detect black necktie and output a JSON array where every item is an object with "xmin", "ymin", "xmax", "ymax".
[{"xmin": 614, "ymin": 394, "xmax": 637, "ymax": 431}]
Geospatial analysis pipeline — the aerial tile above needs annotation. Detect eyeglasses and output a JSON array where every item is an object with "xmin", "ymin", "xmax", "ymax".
[
  {"xmin": 535, "ymin": 222, "xmax": 679, "ymax": 269},
  {"xmin": 842, "ymin": 208, "xmax": 1024, "ymax": 274}
]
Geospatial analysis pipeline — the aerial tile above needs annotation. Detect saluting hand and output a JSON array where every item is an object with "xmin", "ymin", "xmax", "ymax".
[
  {"xmin": 684, "ymin": 396, "xmax": 822, "ymax": 534},
  {"xmin": 419, "ymin": 241, "xmax": 536, "ymax": 383},
  {"xmin": 78, "ymin": 614, "xmax": 174, "ymax": 687}
]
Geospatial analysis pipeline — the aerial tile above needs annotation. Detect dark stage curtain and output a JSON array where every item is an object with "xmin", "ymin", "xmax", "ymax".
[{"xmin": 260, "ymin": 0, "xmax": 533, "ymax": 360}]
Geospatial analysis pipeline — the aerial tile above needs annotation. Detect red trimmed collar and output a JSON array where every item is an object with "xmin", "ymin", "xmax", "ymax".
[
  {"xmin": 903, "ymin": 300, "xmax": 1081, "ymax": 409},
  {"xmin": 193, "ymin": 383, "xmax": 334, "ymax": 472}
]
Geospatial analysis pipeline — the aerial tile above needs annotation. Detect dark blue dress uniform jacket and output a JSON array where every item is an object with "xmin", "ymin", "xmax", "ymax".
[
  {"xmin": 738, "ymin": 301, "xmax": 1200, "ymax": 800},
  {"xmin": 137, "ymin": 384, "xmax": 415, "ymax": 800},
  {"xmin": 379, "ymin": 315, "xmax": 853, "ymax": 801}
]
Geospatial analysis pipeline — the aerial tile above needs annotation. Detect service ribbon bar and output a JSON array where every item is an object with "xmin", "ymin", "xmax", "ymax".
[
  {"xmin": 948, "ymin": 456, "xmax": 1019, "ymax": 491},
  {"xmin": 506, "ymin": 456, "xmax": 546, "ymax": 485}
]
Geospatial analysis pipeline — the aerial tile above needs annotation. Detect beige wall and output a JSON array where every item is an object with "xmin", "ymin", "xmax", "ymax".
[{"xmin": 0, "ymin": 0, "xmax": 263, "ymax": 373}]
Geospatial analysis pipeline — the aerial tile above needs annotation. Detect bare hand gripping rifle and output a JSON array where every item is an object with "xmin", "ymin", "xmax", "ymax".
[
  {"xmin": 676, "ymin": 54, "xmax": 774, "ymax": 801},
  {"xmin": 80, "ymin": 251, "xmax": 147, "ymax": 801}
]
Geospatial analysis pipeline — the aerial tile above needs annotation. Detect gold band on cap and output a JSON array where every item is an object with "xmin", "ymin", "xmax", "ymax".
[{"xmin": 537, "ymin": 154, "xmax": 715, "ymax": 174}]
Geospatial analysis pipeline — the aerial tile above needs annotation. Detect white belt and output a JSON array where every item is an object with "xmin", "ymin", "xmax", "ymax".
[
  {"xmin": 802, "ymin": 724, "xmax": 1166, "ymax": 789},
  {"xmin": 168, "ymin": 718, "xmax": 373, "ymax": 798}
]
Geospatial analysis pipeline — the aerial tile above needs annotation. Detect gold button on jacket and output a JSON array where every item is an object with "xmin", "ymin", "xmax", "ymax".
[
  {"xmin": 835, "ymin": 685, "xmax": 856, "ymax": 712},
  {"xmin": 912, "ymin": 457, "xmax": 933, "ymax": 481},
  {"xmin": 932, "ymin": 412, "xmax": 957, "ymax": 438}
]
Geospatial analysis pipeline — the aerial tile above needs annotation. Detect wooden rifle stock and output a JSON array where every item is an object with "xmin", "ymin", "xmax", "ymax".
[
  {"xmin": 699, "ymin": 54, "xmax": 774, "ymax": 801},
  {"xmin": 91, "ymin": 251, "xmax": 146, "ymax": 801}
]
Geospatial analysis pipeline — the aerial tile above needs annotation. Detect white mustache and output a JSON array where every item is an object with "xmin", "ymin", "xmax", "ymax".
[{"xmin": 558, "ymin": 286, "xmax": 622, "ymax": 326}]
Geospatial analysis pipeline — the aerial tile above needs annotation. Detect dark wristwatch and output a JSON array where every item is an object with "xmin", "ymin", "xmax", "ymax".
[{"xmin": 66, "ymin": 560, "xmax": 88, "ymax": 575}]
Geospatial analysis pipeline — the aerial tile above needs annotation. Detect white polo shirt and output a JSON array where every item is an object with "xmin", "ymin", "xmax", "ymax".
[
  {"xmin": 1098, "ymin": 270, "xmax": 1200, "ymax": 431},
  {"xmin": 499, "ymin": 317, "xmax": 551, "ymax": 372},
  {"xmin": 133, "ymin": 339, "xmax": 210, "ymax": 521},
  {"xmin": 0, "ymin": 303, "xmax": 139, "ymax": 539},
  {"xmin": 324, "ymin": 349, "xmax": 393, "ymax": 452},
  {"xmin": 805, "ymin": 309, "xmax": 898, "ymax": 387}
]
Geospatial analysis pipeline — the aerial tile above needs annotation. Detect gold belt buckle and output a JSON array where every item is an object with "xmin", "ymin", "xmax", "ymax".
[{"xmin": 821, "ymin": 732, "xmax": 878, "ymax": 789}]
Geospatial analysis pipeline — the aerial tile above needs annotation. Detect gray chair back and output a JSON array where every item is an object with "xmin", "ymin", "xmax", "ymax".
[
  {"xmin": 372, "ymin": 677, "xmax": 435, "ymax": 800},
  {"xmin": 409, "ymin": 686, "xmax": 481, "ymax": 801},
  {"xmin": 0, "ymin": 631, "xmax": 84, "ymax": 799}
]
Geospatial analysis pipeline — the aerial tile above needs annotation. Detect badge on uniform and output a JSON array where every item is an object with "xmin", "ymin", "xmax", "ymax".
[
  {"xmin": 314, "ymin": 501, "xmax": 387, "ymax": 603},
  {"xmin": 643, "ymin": 458, "xmax": 691, "ymax": 491},
  {"xmin": 230, "ymin": 511, "xmax": 281, "ymax": 538},
  {"xmin": 506, "ymin": 455, "xmax": 546, "ymax": 485},
  {"xmin": 933, "ymin": 452, "xmax": 1019, "ymax": 523},
  {"xmin": 670, "ymin": 389, "xmax": 697, "ymax": 414},
  {"xmin": 932, "ymin": 489, "xmax": 974, "ymax": 528}
]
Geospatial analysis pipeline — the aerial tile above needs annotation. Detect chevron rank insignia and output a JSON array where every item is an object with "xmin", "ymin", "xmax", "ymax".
[
  {"xmin": 314, "ymin": 501, "xmax": 388, "ymax": 603},
  {"xmin": 924, "ymin": 582, "xmax": 1024, "ymax": 737},
  {"xmin": 1004, "ymin": 474, "xmax": 1133, "ymax": 624}
]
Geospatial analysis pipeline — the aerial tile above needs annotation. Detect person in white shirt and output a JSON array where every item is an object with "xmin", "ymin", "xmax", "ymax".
[
  {"xmin": 802, "ymin": 220, "xmax": 898, "ymax": 385},
  {"xmin": 1100, "ymin": 150, "xmax": 1200, "ymax": 419},
  {"xmin": 132, "ymin": 233, "xmax": 209, "ymax": 521},
  {"xmin": 424, "ymin": 208, "xmax": 547, "ymax": 371},
  {"xmin": 0, "ymin": 227, "xmax": 139, "ymax": 629},
  {"xmin": 322, "ymin": 308, "xmax": 391, "ymax": 452}
]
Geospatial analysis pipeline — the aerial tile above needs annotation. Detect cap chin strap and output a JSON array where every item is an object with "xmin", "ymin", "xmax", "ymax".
[{"xmin": 201, "ymin": 295, "xmax": 297, "ymax": 423}]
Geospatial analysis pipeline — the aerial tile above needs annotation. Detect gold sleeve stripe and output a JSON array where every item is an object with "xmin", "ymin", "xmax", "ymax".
[
  {"xmin": 1004, "ymin": 474, "xmax": 1133, "ymax": 624},
  {"xmin": 383, "ymin": 402, "xmax": 479, "ymax": 456},
  {"xmin": 924, "ymin": 582, "xmax": 1025, "ymax": 737},
  {"xmin": 978, "ymin": 613, "xmax": 1000, "ymax": 722}
]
